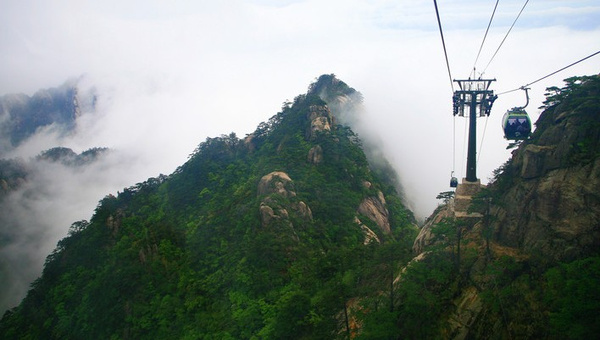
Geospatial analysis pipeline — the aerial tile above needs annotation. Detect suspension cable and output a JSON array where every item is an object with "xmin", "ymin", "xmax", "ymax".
[
  {"xmin": 498, "ymin": 49, "xmax": 600, "ymax": 95},
  {"xmin": 478, "ymin": 115, "xmax": 490, "ymax": 165},
  {"xmin": 471, "ymin": 0, "xmax": 500, "ymax": 78},
  {"xmin": 482, "ymin": 0, "xmax": 530, "ymax": 74},
  {"xmin": 433, "ymin": 0, "xmax": 455, "ymax": 92},
  {"xmin": 453, "ymin": 115, "xmax": 456, "ymax": 173}
]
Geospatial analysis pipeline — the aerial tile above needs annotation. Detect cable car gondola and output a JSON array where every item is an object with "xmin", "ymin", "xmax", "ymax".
[
  {"xmin": 502, "ymin": 108, "xmax": 531, "ymax": 140},
  {"xmin": 450, "ymin": 171, "xmax": 458, "ymax": 188},
  {"xmin": 502, "ymin": 87, "xmax": 532, "ymax": 140}
]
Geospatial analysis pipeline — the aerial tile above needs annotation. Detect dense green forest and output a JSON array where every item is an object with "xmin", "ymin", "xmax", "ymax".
[
  {"xmin": 2, "ymin": 74, "xmax": 600, "ymax": 339},
  {"xmin": 0, "ymin": 75, "xmax": 418, "ymax": 339}
]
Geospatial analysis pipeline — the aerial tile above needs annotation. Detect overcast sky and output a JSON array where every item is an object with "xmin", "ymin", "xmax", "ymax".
[{"xmin": 1, "ymin": 0, "xmax": 599, "ymax": 219}]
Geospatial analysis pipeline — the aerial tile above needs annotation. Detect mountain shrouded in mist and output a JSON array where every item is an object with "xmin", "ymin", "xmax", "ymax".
[
  {"xmin": 0, "ymin": 75, "xmax": 419, "ymax": 338},
  {"xmin": 0, "ymin": 79, "xmax": 115, "ymax": 313},
  {"xmin": 0, "ymin": 80, "xmax": 96, "ymax": 153},
  {"xmin": 1, "ymin": 74, "xmax": 600, "ymax": 339}
]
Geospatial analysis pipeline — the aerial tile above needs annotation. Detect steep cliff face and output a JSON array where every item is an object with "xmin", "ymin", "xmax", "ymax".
[
  {"xmin": 492, "ymin": 75, "xmax": 600, "ymax": 264},
  {"xmin": 409, "ymin": 75, "xmax": 600, "ymax": 339}
]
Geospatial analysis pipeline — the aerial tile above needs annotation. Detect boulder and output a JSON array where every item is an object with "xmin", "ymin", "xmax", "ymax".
[
  {"xmin": 257, "ymin": 171, "xmax": 313, "ymax": 238},
  {"xmin": 257, "ymin": 171, "xmax": 294, "ymax": 197},
  {"xmin": 306, "ymin": 105, "xmax": 334, "ymax": 140}
]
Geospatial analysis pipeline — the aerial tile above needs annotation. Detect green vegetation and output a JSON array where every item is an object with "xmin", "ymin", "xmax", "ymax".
[
  {"xmin": 538, "ymin": 75, "xmax": 600, "ymax": 165},
  {"xmin": 0, "ymin": 76, "xmax": 417, "ymax": 339},
  {"xmin": 400, "ymin": 75, "xmax": 600, "ymax": 338},
  {"xmin": 3, "ymin": 74, "xmax": 600, "ymax": 339}
]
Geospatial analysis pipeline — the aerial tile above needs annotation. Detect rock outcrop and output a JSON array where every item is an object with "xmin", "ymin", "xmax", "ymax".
[
  {"xmin": 306, "ymin": 105, "xmax": 334, "ymax": 140},
  {"xmin": 357, "ymin": 191, "xmax": 391, "ymax": 235},
  {"xmin": 413, "ymin": 204, "xmax": 455, "ymax": 254},
  {"xmin": 354, "ymin": 216, "xmax": 381, "ymax": 244},
  {"xmin": 490, "ymin": 81, "xmax": 600, "ymax": 264},
  {"xmin": 257, "ymin": 171, "xmax": 313, "ymax": 239},
  {"xmin": 492, "ymin": 156, "xmax": 600, "ymax": 263}
]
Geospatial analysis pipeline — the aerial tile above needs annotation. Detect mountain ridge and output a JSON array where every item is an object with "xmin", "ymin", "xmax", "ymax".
[{"xmin": 0, "ymin": 74, "xmax": 418, "ymax": 339}]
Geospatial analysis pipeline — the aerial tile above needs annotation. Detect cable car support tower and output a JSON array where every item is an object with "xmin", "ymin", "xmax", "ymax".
[{"xmin": 453, "ymin": 78, "xmax": 497, "ymax": 183}]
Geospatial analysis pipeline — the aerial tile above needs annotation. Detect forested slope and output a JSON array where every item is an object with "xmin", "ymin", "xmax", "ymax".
[
  {"xmin": 411, "ymin": 74, "xmax": 600, "ymax": 339},
  {"xmin": 0, "ymin": 75, "xmax": 417, "ymax": 339}
]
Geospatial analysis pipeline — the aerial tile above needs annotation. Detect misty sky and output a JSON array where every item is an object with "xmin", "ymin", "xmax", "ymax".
[{"xmin": 1, "ymin": 0, "xmax": 599, "ymax": 310}]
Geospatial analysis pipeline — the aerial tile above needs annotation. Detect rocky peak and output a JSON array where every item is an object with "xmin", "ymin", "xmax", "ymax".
[{"xmin": 0, "ymin": 79, "xmax": 96, "ymax": 152}]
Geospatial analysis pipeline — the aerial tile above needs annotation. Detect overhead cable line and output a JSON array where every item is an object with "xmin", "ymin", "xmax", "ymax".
[
  {"xmin": 433, "ymin": 0, "xmax": 458, "ymax": 178},
  {"xmin": 482, "ymin": 0, "xmax": 530, "ymax": 75},
  {"xmin": 471, "ymin": 0, "xmax": 500, "ymax": 78},
  {"xmin": 477, "ymin": 116, "xmax": 489, "ymax": 165},
  {"xmin": 453, "ymin": 107, "xmax": 457, "ymax": 176},
  {"xmin": 433, "ymin": 0, "xmax": 455, "ymax": 92},
  {"xmin": 497, "ymin": 49, "xmax": 600, "ymax": 95}
]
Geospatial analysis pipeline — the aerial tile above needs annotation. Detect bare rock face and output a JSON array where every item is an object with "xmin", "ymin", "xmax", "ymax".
[
  {"xmin": 413, "ymin": 204, "xmax": 455, "ymax": 255},
  {"xmin": 354, "ymin": 217, "xmax": 381, "ymax": 245},
  {"xmin": 257, "ymin": 171, "xmax": 313, "ymax": 238},
  {"xmin": 493, "ymin": 157, "xmax": 600, "ymax": 263},
  {"xmin": 491, "ymin": 85, "xmax": 600, "ymax": 264},
  {"xmin": 357, "ymin": 191, "xmax": 391, "ymax": 235},
  {"xmin": 446, "ymin": 286, "xmax": 483, "ymax": 340},
  {"xmin": 257, "ymin": 171, "xmax": 294, "ymax": 197},
  {"xmin": 520, "ymin": 144, "xmax": 556, "ymax": 179},
  {"xmin": 306, "ymin": 105, "xmax": 334, "ymax": 140},
  {"xmin": 307, "ymin": 145, "xmax": 323, "ymax": 164},
  {"xmin": 105, "ymin": 207, "xmax": 124, "ymax": 237}
]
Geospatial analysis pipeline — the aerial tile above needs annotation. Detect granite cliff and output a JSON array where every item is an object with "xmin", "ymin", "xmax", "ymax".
[{"xmin": 412, "ymin": 75, "xmax": 600, "ymax": 339}]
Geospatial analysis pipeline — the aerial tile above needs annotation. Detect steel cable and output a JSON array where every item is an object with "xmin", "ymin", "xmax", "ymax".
[
  {"xmin": 498, "ymin": 49, "xmax": 600, "ymax": 95},
  {"xmin": 482, "ymin": 0, "xmax": 530, "ymax": 74},
  {"xmin": 433, "ymin": 0, "xmax": 455, "ymax": 92},
  {"xmin": 471, "ymin": 0, "xmax": 500, "ymax": 78}
]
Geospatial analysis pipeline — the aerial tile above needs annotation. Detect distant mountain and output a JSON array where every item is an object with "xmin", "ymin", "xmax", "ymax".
[
  {"xmin": 0, "ymin": 80, "xmax": 96, "ymax": 153},
  {"xmin": 0, "ymin": 75, "xmax": 418, "ymax": 339},
  {"xmin": 35, "ymin": 147, "xmax": 109, "ymax": 167},
  {"xmin": 0, "ymin": 158, "xmax": 28, "ymax": 195},
  {"xmin": 0, "ymin": 147, "xmax": 110, "ymax": 196},
  {"xmin": 0, "ymin": 145, "xmax": 112, "ymax": 313}
]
